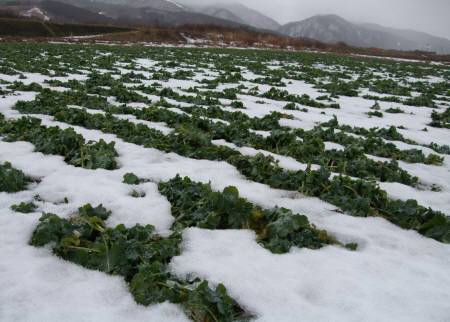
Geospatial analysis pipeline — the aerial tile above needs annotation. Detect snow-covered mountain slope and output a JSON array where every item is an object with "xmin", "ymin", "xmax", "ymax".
[{"xmin": 279, "ymin": 14, "xmax": 450, "ymax": 54}]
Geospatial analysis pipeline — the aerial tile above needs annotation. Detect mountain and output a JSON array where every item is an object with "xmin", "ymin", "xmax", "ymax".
[
  {"xmin": 361, "ymin": 23, "xmax": 450, "ymax": 54},
  {"xmin": 62, "ymin": 0, "xmax": 256, "ymax": 29},
  {"xmin": 48, "ymin": 0, "xmax": 186, "ymax": 14},
  {"xmin": 279, "ymin": 14, "xmax": 450, "ymax": 54},
  {"xmin": 1, "ymin": 0, "xmax": 248, "ymax": 28},
  {"xmin": 111, "ymin": 9, "xmax": 246, "ymax": 28},
  {"xmin": 92, "ymin": 0, "xmax": 186, "ymax": 12},
  {"xmin": 81, "ymin": 1, "xmax": 248, "ymax": 28},
  {"xmin": 40, "ymin": 0, "xmax": 115, "ymax": 24},
  {"xmin": 279, "ymin": 15, "xmax": 416, "ymax": 51},
  {"xmin": 197, "ymin": 3, "xmax": 280, "ymax": 31},
  {"xmin": 221, "ymin": 3, "xmax": 280, "ymax": 30},
  {"xmin": 200, "ymin": 7, "xmax": 246, "ymax": 26},
  {"xmin": 1, "ymin": 0, "xmax": 115, "ymax": 25}
]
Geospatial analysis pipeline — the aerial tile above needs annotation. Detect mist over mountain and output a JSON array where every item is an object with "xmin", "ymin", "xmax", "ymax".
[
  {"xmin": 196, "ymin": 3, "xmax": 280, "ymax": 30},
  {"xmin": 360, "ymin": 23, "xmax": 450, "ymax": 54},
  {"xmin": 199, "ymin": 6, "xmax": 246, "ymax": 26},
  {"xmin": 278, "ymin": 14, "xmax": 450, "ymax": 54},
  {"xmin": 176, "ymin": 0, "xmax": 450, "ymax": 41}
]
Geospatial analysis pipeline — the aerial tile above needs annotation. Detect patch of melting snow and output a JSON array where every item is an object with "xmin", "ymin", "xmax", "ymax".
[{"xmin": 21, "ymin": 7, "xmax": 50, "ymax": 21}]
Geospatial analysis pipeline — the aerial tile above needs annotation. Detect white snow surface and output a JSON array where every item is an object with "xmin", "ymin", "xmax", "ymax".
[{"xmin": 0, "ymin": 51, "xmax": 450, "ymax": 322}]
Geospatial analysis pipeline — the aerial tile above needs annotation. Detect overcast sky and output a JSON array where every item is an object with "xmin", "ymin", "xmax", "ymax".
[{"xmin": 178, "ymin": 0, "xmax": 450, "ymax": 39}]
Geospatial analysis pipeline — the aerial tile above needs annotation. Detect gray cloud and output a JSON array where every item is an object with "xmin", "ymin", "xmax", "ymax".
[{"xmin": 178, "ymin": 0, "xmax": 450, "ymax": 39}]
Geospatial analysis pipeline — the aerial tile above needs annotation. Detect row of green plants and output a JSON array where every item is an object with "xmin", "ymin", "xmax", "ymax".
[
  {"xmin": 261, "ymin": 87, "xmax": 341, "ymax": 109},
  {"xmin": 0, "ymin": 115, "xmax": 118, "ymax": 170},
  {"xmin": 158, "ymin": 175, "xmax": 338, "ymax": 253},
  {"xmin": 115, "ymin": 103, "xmax": 424, "ymax": 187},
  {"xmin": 147, "ymin": 94, "xmax": 449, "ymax": 160},
  {"xmin": 230, "ymin": 153, "xmax": 450, "ymax": 243},
  {"xmin": 11, "ymin": 96, "xmax": 449, "ymax": 243},
  {"xmin": 1, "ymin": 42, "xmax": 448, "ymax": 102},
  {"xmin": 15, "ymin": 88, "xmax": 421, "ymax": 187},
  {"xmin": 430, "ymin": 108, "xmax": 450, "ymax": 129},
  {"xmin": 8, "ymin": 71, "xmax": 450, "ymax": 160},
  {"xmin": 321, "ymin": 117, "xmax": 450, "ymax": 156},
  {"xmin": 33, "ymin": 74, "xmax": 449, "ymax": 162}
]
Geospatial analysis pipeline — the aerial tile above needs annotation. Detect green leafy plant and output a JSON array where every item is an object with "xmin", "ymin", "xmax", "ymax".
[
  {"xmin": 11, "ymin": 201, "xmax": 38, "ymax": 213},
  {"xmin": 385, "ymin": 107, "xmax": 405, "ymax": 114},
  {"xmin": 230, "ymin": 101, "xmax": 245, "ymax": 109},
  {"xmin": 30, "ymin": 205, "xmax": 251, "ymax": 322},
  {"xmin": 0, "ymin": 117, "xmax": 118, "ymax": 170},
  {"xmin": 123, "ymin": 173, "xmax": 141, "ymax": 185},
  {"xmin": 159, "ymin": 175, "xmax": 337, "ymax": 253},
  {"xmin": 430, "ymin": 108, "xmax": 450, "ymax": 129},
  {"xmin": 367, "ymin": 111, "xmax": 383, "ymax": 118},
  {"xmin": 0, "ymin": 162, "xmax": 30, "ymax": 193}
]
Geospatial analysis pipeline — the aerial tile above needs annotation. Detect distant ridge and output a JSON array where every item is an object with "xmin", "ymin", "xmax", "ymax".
[
  {"xmin": 278, "ymin": 14, "xmax": 450, "ymax": 54},
  {"xmin": 197, "ymin": 3, "xmax": 281, "ymax": 31},
  {"xmin": 0, "ymin": 0, "xmax": 250, "ymax": 29}
]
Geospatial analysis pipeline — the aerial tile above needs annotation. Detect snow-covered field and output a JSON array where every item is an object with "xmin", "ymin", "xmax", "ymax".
[{"xmin": 0, "ymin": 43, "xmax": 449, "ymax": 322}]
